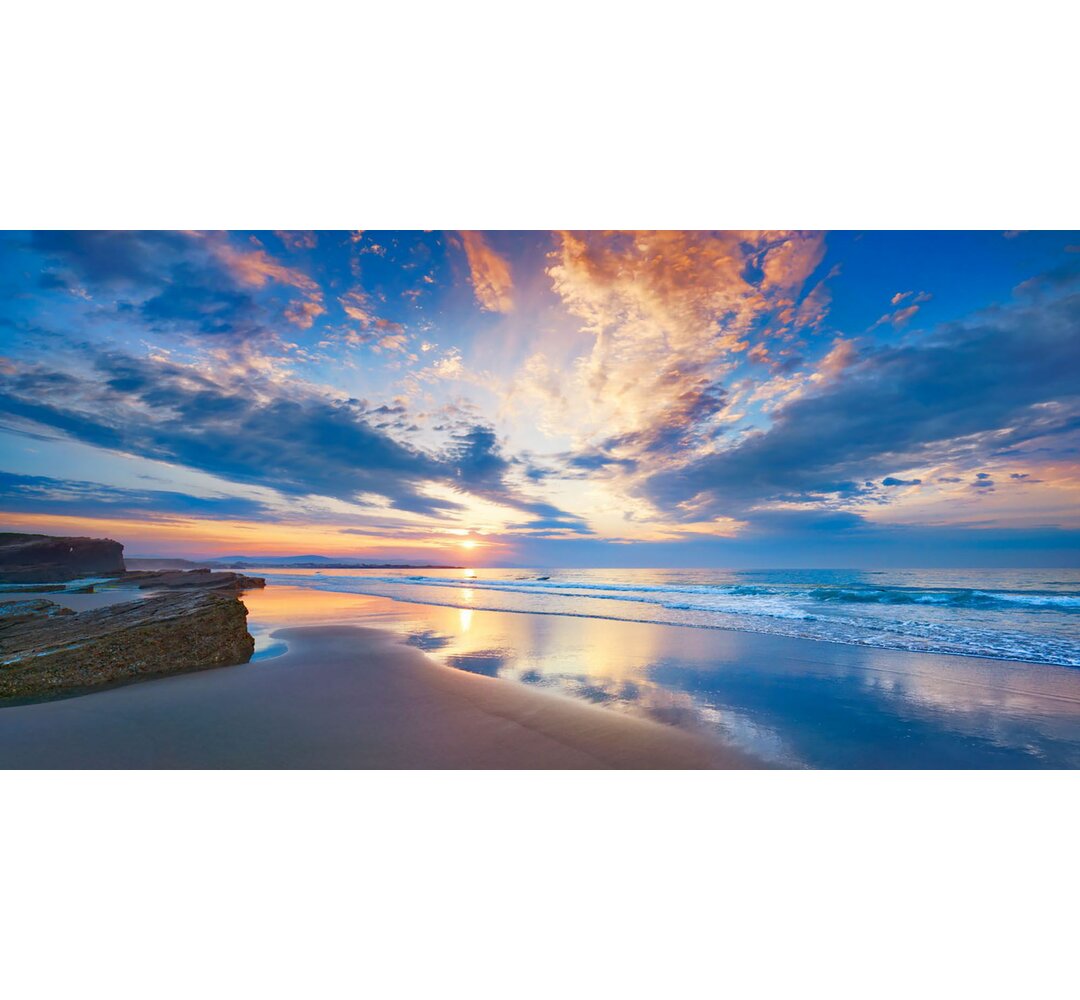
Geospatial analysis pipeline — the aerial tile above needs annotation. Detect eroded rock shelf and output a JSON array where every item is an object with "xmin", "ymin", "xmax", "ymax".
[{"xmin": 0, "ymin": 588, "xmax": 256, "ymax": 700}]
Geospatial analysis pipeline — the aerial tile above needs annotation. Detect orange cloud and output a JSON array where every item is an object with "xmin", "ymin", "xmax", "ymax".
[
  {"xmin": 211, "ymin": 240, "xmax": 319, "ymax": 293},
  {"xmin": 338, "ymin": 291, "xmax": 408, "ymax": 350},
  {"xmin": 372, "ymin": 330, "xmax": 408, "ymax": 353},
  {"xmin": 340, "ymin": 290, "xmax": 375, "ymax": 325},
  {"xmin": 284, "ymin": 297, "xmax": 327, "ymax": 330},
  {"xmin": 795, "ymin": 278, "xmax": 832, "ymax": 331},
  {"xmin": 878, "ymin": 291, "xmax": 931, "ymax": 328},
  {"xmin": 275, "ymin": 231, "xmax": 318, "ymax": 250},
  {"xmin": 814, "ymin": 337, "xmax": 856, "ymax": 379},
  {"xmin": 184, "ymin": 232, "xmax": 326, "ymax": 333},
  {"xmin": 874, "ymin": 304, "xmax": 920, "ymax": 329},
  {"xmin": 759, "ymin": 232, "xmax": 826, "ymax": 291},
  {"xmin": 459, "ymin": 231, "xmax": 514, "ymax": 313},
  {"xmin": 524, "ymin": 230, "xmax": 829, "ymax": 455}
]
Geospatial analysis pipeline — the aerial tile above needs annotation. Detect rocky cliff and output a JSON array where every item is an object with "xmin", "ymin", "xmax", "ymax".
[
  {"xmin": 0, "ymin": 589, "xmax": 255, "ymax": 700},
  {"xmin": 0, "ymin": 533, "xmax": 125, "ymax": 583},
  {"xmin": 121, "ymin": 568, "xmax": 266, "ymax": 591}
]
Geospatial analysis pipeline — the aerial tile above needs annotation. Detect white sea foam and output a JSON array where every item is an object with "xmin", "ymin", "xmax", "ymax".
[{"xmin": 260, "ymin": 569, "xmax": 1080, "ymax": 668}]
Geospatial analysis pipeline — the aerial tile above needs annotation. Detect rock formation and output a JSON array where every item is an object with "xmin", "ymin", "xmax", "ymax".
[
  {"xmin": 121, "ymin": 568, "xmax": 266, "ymax": 591},
  {"xmin": 0, "ymin": 589, "xmax": 255, "ymax": 700},
  {"xmin": 0, "ymin": 532, "xmax": 125, "ymax": 583}
]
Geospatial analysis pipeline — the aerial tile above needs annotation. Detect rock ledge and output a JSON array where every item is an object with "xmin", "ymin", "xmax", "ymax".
[{"xmin": 0, "ymin": 589, "xmax": 255, "ymax": 700}]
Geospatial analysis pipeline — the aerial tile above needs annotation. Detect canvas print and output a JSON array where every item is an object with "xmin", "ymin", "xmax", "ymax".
[{"xmin": 1, "ymin": 230, "xmax": 1077, "ymax": 768}]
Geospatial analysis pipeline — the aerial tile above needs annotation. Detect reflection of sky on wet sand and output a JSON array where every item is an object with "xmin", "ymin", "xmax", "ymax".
[{"xmin": 242, "ymin": 586, "xmax": 1080, "ymax": 768}]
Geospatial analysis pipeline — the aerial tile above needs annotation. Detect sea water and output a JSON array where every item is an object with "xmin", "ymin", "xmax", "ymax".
[{"xmin": 257, "ymin": 567, "xmax": 1080, "ymax": 668}]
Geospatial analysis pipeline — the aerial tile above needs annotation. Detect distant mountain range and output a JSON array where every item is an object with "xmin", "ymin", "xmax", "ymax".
[{"xmin": 126, "ymin": 555, "xmax": 462, "ymax": 570}]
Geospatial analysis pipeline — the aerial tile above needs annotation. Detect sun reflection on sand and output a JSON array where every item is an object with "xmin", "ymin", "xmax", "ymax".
[
  {"xmin": 243, "ymin": 584, "xmax": 778, "ymax": 755},
  {"xmin": 240, "ymin": 584, "xmax": 1080, "ymax": 767}
]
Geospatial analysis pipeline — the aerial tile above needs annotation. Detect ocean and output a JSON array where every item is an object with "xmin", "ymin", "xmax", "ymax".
[
  {"xmin": 258, "ymin": 566, "xmax": 1080, "ymax": 668},
  {"xmin": 239, "ymin": 567, "xmax": 1080, "ymax": 767}
]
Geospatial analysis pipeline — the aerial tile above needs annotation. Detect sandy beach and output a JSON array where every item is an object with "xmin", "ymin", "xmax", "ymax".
[
  {"xmin": 4, "ymin": 578, "xmax": 1080, "ymax": 767},
  {"xmin": 0, "ymin": 621, "xmax": 756, "ymax": 768}
]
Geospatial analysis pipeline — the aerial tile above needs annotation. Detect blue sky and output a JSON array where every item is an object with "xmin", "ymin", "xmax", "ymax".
[{"xmin": 0, "ymin": 230, "xmax": 1077, "ymax": 566}]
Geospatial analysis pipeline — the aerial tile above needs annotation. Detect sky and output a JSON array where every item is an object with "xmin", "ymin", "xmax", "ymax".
[{"xmin": 0, "ymin": 229, "xmax": 1078, "ymax": 567}]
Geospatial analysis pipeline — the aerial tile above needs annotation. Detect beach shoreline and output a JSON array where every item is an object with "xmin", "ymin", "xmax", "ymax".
[
  {"xmin": 4, "ymin": 580, "xmax": 1079, "ymax": 768},
  {"xmin": 0, "ymin": 619, "xmax": 759, "ymax": 768}
]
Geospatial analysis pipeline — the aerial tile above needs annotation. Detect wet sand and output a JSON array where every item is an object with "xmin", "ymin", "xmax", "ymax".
[
  {"xmin": 7, "ymin": 583, "xmax": 1077, "ymax": 767},
  {"xmin": 240, "ymin": 586, "xmax": 1080, "ymax": 767},
  {"xmin": 0, "ymin": 624, "xmax": 756, "ymax": 768}
]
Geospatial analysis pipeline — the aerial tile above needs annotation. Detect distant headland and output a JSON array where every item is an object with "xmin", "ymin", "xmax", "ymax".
[{"xmin": 125, "ymin": 556, "xmax": 465, "ymax": 571}]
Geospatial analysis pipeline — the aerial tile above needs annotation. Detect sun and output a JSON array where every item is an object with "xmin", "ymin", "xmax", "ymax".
[{"xmin": 459, "ymin": 539, "xmax": 478, "ymax": 550}]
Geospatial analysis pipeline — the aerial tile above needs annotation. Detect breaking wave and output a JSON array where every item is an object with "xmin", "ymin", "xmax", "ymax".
[{"xmin": 262, "ymin": 568, "xmax": 1080, "ymax": 668}]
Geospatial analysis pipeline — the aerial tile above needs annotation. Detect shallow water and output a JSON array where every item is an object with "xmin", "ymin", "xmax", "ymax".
[
  {"xmin": 242, "ymin": 584, "xmax": 1080, "ymax": 768},
  {"xmin": 255, "ymin": 567, "xmax": 1080, "ymax": 667}
]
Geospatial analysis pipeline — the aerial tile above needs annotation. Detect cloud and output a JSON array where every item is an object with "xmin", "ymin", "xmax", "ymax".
[
  {"xmin": 758, "ymin": 233, "xmax": 826, "ymax": 290},
  {"xmin": 139, "ymin": 262, "xmax": 264, "ymax": 337},
  {"xmin": 458, "ymin": 231, "xmax": 514, "ymax": 313},
  {"xmin": 564, "ymin": 450, "xmax": 638, "ymax": 473},
  {"xmin": 795, "ymin": 279, "xmax": 832, "ymax": 331},
  {"xmin": 284, "ymin": 297, "xmax": 327, "ymax": 330},
  {"xmin": 527, "ymin": 230, "xmax": 830, "ymax": 462},
  {"xmin": 0, "ymin": 345, "xmax": 589, "ymax": 531},
  {"xmin": 874, "ymin": 304, "xmax": 918, "ymax": 329},
  {"xmin": 0, "ymin": 471, "xmax": 272, "ymax": 521},
  {"xmin": 338, "ymin": 291, "xmax": 407, "ymax": 349},
  {"xmin": 505, "ymin": 516, "xmax": 594, "ymax": 534},
  {"xmin": 11, "ymin": 230, "xmax": 1079, "ymax": 558},
  {"xmin": 206, "ymin": 237, "xmax": 318, "ymax": 293},
  {"xmin": 203, "ymin": 237, "xmax": 325, "ymax": 331},
  {"xmin": 447, "ymin": 425, "xmax": 509, "ymax": 484},
  {"xmin": 643, "ymin": 284, "xmax": 1080, "ymax": 526},
  {"xmin": 275, "ymin": 231, "xmax": 318, "ymax": 251},
  {"xmin": 808, "ymin": 337, "xmax": 855, "ymax": 383},
  {"xmin": 0, "ymin": 349, "xmax": 458, "ymax": 516},
  {"xmin": 30, "ymin": 230, "xmax": 191, "ymax": 287},
  {"xmin": 29, "ymin": 230, "xmax": 325, "ymax": 344},
  {"xmin": 416, "ymin": 347, "xmax": 468, "ymax": 381},
  {"xmin": 441, "ymin": 425, "xmax": 594, "ymax": 535},
  {"xmin": 339, "ymin": 290, "xmax": 377, "ymax": 325},
  {"xmin": 345, "ymin": 326, "xmax": 408, "ymax": 353},
  {"xmin": 876, "ymin": 291, "xmax": 931, "ymax": 329}
]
